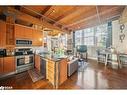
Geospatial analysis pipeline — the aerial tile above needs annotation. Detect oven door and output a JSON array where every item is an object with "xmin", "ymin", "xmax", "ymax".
[
  {"xmin": 16, "ymin": 56, "xmax": 25, "ymax": 66},
  {"xmin": 29, "ymin": 55, "xmax": 34, "ymax": 63}
]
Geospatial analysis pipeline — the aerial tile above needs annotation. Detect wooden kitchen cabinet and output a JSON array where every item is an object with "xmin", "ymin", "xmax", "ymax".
[
  {"xmin": 0, "ymin": 58, "xmax": 4, "ymax": 75},
  {"xmin": 32, "ymin": 30, "xmax": 43, "ymax": 46},
  {"xmin": 46, "ymin": 58, "xmax": 67, "ymax": 88},
  {"xmin": 24, "ymin": 27, "xmax": 33, "ymax": 39},
  {"xmin": 4, "ymin": 56, "xmax": 15, "ymax": 74},
  {"xmin": 35, "ymin": 54, "xmax": 40, "ymax": 72},
  {"xmin": 6, "ymin": 24, "xmax": 15, "ymax": 45},
  {"xmin": 59, "ymin": 59, "xmax": 67, "ymax": 85},
  {"xmin": 15, "ymin": 24, "xmax": 43, "ymax": 46},
  {"xmin": 0, "ymin": 21, "xmax": 6, "ymax": 48},
  {"xmin": 15, "ymin": 24, "xmax": 33, "ymax": 39},
  {"xmin": 15, "ymin": 24, "xmax": 25, "ymax": 39}
]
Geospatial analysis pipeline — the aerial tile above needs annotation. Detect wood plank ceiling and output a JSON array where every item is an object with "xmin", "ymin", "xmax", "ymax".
[{"xmin": 1, "ymin": 6, "xmax": 125, "ymax": 31}]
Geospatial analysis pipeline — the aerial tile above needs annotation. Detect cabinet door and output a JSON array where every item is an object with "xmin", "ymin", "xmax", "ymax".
[
  {"xmin": 33, "ymin": 30, "xmax": 42, "ymax": 46},
  {"xmin": 4, "ymin": 57, "xmax": 15, "ymax": 73},
  {"xmin": 33, "ymin": 30, "xmax": 39, "ymax": 46},
  {"xmin": 24, "ymin": 27, "xmax": 32, "ymax": 39},
  {"xmin": 35, "ymin": 55, "xmax": 40, "ymax": 71},
  {"xmin": 28, "ymin": 28, "xmax": 33, "ymax": 39},
  {"xmin": 0, "ymin": 58, "xmax": 4, "ymax": 74},
  {"xmin": 59, "ymin": 58, "xmax": 67, "ymax": 85},
  {"xmin": 15, "ymin": 25, "xmax": 25, "ymax": 39},
  {"xmin": 37, "ymin": 31, "xmax": 43, "ymax": 46},
  {"xmin": 0, "ymin": 21, "xmax": 6, "ymax": 47}
]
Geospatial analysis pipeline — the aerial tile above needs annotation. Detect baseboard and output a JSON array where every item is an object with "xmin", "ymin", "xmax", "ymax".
[{"xmin": 88, "ymin": 57, "xmax": 97, "ymax": 60}]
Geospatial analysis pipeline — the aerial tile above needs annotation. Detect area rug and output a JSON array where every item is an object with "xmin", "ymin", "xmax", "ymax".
[{"xmin": 28, "ymin": 69, "xmax": 44, "ymax": 83}]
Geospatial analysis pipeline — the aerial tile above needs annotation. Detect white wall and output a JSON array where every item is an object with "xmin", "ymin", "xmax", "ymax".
[{"xmin": 112, "ymin": 20, "xmax": 127, "ymax": 53}]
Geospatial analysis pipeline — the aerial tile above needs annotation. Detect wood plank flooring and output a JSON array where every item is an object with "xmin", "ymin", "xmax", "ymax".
[{"xmin": 1, "ymin": 59, "xmax": 127, "ymax": 89}]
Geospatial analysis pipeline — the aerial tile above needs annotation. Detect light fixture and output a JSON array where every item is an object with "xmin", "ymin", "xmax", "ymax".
[
  {"xmin": 52, "ymin": 9, "xmax": 55, "ymax": 13},
  {"xmin": 39, "ymin": 38, "xmax": 42, "ymax": 41}
]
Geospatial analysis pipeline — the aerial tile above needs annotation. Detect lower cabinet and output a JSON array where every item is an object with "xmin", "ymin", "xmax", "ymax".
[
  {"xmin": 35, "ymin": 55, "xmax": 40, "ymax": 71},
  {"xmin": 0, "ymin": 56, "xmax": 15, "ymax": 75},
  {"xmin": 0, "ymin": 58, "xmax": 4, "ymax": 74},
  {"xmin": 46, "ymin": 58, "xmax": 67, "ymax": 88},
  {"xmin": 3, "ymin": 56, "xmax": 15, "ymax": 74},
  {"xmin": 34, "ymin": 55, "xmax": 46, "ymax": 78}
]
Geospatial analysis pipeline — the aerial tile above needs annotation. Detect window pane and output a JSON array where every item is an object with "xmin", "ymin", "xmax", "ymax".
[{"xmin": 75, "ymin": 23, "xmax": 108, "ymax": 47}]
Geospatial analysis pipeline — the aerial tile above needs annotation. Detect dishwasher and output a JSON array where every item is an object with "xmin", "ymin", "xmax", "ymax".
[{"xmin": 40, "ymin": 57, "xmax": 46, "ymax": 79}]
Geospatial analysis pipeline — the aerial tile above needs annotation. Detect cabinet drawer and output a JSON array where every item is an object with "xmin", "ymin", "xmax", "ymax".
[
  {"xmin": 48, "ymin": 68, "xmax": 54, "ymax": 75},
  {"xmin": 48, "ymin": 62, "xmax": 55, "ymax": 68},
  {"xmin": 48, "ymin": 75, "xmax": 54, "ymax": 85},
  {"xmin": 48, "ymin": 63, "xmax": 55, "ymax": 69}
]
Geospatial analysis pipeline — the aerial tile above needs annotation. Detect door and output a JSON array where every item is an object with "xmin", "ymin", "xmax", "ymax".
[
  {"xmin": 4, "ymin": 56, "xmax": 15, "ymax": 73},
  {"xmin": 0, "ymin": 58, "xmax": 4, "ymax": 74}
]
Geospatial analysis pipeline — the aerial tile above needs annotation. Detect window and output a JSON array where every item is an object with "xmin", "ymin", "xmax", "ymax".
[
  {"xmin": 75, "ymin": 30, "xmax": 82, "ymax": 45},
  {"xmin": 95, "ymin": 24, "xmax": 108, "ymax": 47},
  {"xmin": 83, "ymin": 28, "xmax": 94, "ymax": 46},
  {"xmin": 75, "ymin": 23, "xmax": 108, "ymax": 47}
]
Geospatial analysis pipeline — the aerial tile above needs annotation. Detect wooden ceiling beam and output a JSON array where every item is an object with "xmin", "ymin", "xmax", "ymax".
[
  {"xmin": 65, "ymin": 6, "xmax": 124, "ymax": 28},
  {"xmin": 53, "ymin": 7, "xmax": 81, "ymax": 24},
  {"xmin": 37, "ymin": 6, "xmax": 52, "ymax": 18},
  {"xmin": 70, "ymin": 10, "xmax": 122, "ymax": 31},
  {"xmin": 42, "ymin": 6, "xmax": 52, "ymax": 15},
  {"xmin": 4, "ymin": 7, "xmax": 68, "ymax": 32},
  {"xmin": 58, "ymin": 6, "xmax": 96, "ymax": 25}
]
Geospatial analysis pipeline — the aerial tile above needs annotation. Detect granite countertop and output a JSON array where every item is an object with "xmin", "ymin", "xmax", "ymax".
[{"xmin": 38, "ymin": 53, "xmax": 67, "ymax": 62}]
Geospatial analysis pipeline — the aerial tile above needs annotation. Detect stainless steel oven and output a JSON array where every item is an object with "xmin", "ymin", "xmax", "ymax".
[
  {"xmin": 15, "ymin": 48, "xmax": 34, "ymax": 73},
  {"xmin": 16, "ymin": 55, "xmax": 34, "ymax": 73},
  {"xmin": 16, "ymin": 56, "xmax": 25, "ymax": 67}
]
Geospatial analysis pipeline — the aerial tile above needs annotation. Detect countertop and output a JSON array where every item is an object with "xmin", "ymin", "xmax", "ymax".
[{"xmin": 37, "ymin": 53, "xmax": 67, "ymax": 62}]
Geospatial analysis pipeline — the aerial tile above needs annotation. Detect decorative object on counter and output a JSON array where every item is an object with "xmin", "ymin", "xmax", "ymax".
[{"xmin": 119, "ymin": 24, "xmax": 125, "ymax": 43}]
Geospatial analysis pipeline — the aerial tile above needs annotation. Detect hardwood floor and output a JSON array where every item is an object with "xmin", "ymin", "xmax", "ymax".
[{"xmin": 1, "ymin": 59, "xmax": 127, "ymax": 89}]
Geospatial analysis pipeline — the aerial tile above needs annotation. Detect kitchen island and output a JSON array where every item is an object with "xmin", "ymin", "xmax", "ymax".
[{"xmin": 35, "ymin": 54, "xmax": 68, "ymax": 88}]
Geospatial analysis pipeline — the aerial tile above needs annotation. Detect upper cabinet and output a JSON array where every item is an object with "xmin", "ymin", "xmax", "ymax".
[
  {"xmin": 15, "ymin": 25, "xmax": 33, "ymax": 39},
  {"xmin": 6, "ymin": 16, "xmax": 15, "ymax": 46},
  {"xmin": 15, "ymin": 25, "xmax": 25, "ymax": 39},
  {"xmin": 6, "ymin": 24, "xmax": 15, "ymax": 45},
  {"xmin": 32, "ymin": 29, "xmax": 43, "ymax": 46},
  {"xmin": 0, "ymin": 20, "xmax": 43, "ymax": 47},
  {"xmin": 24, "ymin": 27, "xmax": 33, "ymax": 39},
  {"xmin": 0, "ymin": 21, "xmax": 6, "ymax": 48},
  {"xmin": 15, "ymin": 24, "xmax": 43, "ymax": 46}
]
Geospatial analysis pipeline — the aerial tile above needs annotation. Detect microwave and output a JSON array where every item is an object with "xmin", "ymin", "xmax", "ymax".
[{"xmin": 16, "ymin": 39, "xmax": 32, "ymax": 46}]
